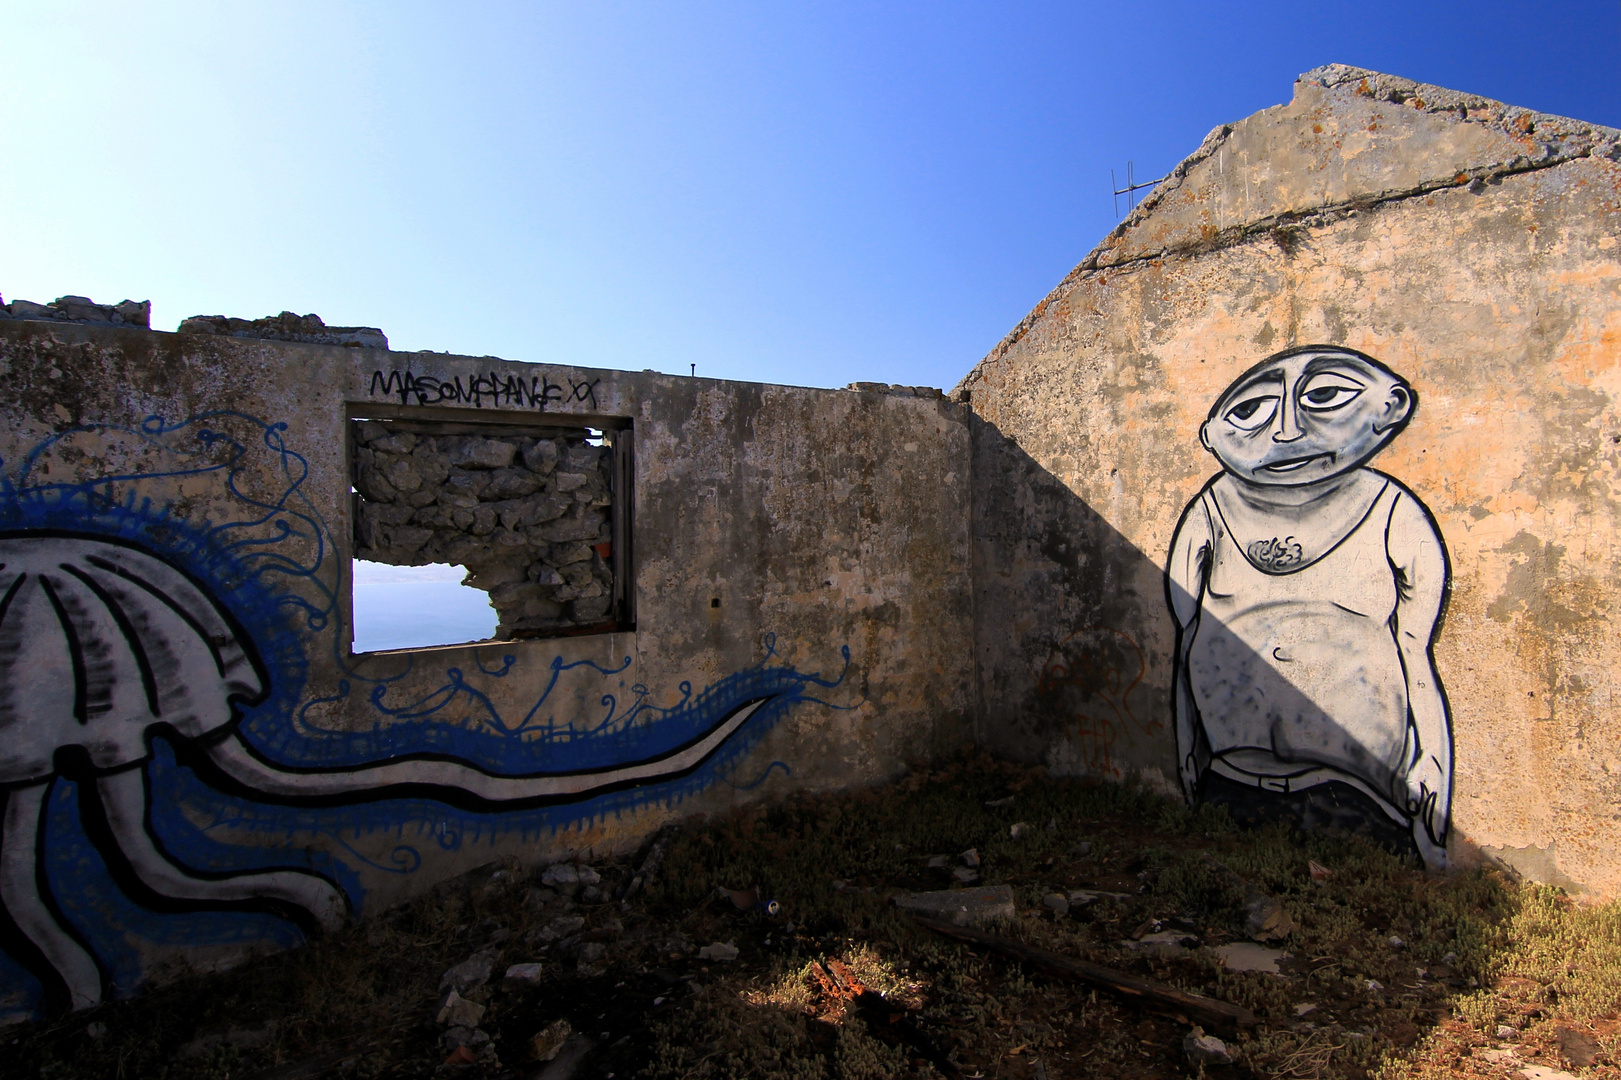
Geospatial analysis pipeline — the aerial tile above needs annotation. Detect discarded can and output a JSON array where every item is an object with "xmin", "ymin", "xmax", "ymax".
[{"xmin": 756, "ymin": 899, "xmax": 780, "ymax": 917}]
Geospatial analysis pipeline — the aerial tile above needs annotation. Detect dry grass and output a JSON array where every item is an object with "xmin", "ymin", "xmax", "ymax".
[{"xmin": 5, "ymin": 753, "xmax": 1620, "ymax": 1079}]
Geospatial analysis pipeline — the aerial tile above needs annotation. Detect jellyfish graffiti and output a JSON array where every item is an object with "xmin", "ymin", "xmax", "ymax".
[{"xmin": 0, "ymin": 531, "xmax": 776, "ymax": 1013}]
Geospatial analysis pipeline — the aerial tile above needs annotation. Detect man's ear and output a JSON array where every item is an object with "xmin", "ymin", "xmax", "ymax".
[
  {"xmin": 1374, "ymin": 385, "xmax": 1413, "ymax": 433},
  {"xmin": 1199, "ymin": 421, "xmax": 1213, "ymax": 452}
]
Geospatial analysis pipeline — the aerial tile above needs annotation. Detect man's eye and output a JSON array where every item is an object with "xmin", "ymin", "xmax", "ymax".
[
  {"xmin": 1224, "ymin": 396, "xmax": 1278, "ymax": 431},
  {"xmin": 1299, "ymin": 375, "xmax": 1365, "ymax": 411}
]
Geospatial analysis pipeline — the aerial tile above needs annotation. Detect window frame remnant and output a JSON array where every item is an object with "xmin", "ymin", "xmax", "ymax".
[{"xmin": 344, "ymin": 405, "xmax": 634, "ymax": 654}]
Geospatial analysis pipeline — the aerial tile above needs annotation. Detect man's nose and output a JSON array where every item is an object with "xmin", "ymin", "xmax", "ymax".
[{"xmin": 1273, "ymin": 394, "xmax": 1306, "ymax": 442}]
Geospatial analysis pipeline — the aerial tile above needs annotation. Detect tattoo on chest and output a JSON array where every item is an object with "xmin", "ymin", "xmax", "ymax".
[{"xmin": 1248, "ymin": 535, "xmax": 1305, "ymax": 571}]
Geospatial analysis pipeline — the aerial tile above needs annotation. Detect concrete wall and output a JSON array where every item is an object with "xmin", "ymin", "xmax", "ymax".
[
  {"xmin": 957, "ymin": 65, "xmax": 1621, "ymax": 895},
  {"xmin": 0, "ymin": 320, "xmax": 973, "ymax": 1019}
]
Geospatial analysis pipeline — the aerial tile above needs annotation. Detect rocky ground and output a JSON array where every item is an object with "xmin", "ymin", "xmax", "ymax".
[{"xmin": 6, "ymin": 755, "xmax": 1620, "ymax": 1079}]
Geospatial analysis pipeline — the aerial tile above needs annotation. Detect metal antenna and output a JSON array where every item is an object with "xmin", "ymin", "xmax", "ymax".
[{"xmin": 1112, "ymin": 159, "xmax": 1168, "ymax": 216}]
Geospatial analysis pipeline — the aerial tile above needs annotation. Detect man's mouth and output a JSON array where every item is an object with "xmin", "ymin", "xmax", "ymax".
[{"xmin": 1261, "ymin": 453, "xmax": 1333, "ymax": 473}]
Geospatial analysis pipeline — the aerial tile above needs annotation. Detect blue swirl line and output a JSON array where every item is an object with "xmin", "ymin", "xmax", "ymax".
[{"xmin": 728, "ymin": 761, "xmax": 791, "ymax": 790}]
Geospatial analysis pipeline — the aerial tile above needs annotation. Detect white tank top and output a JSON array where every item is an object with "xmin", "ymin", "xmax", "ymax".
[{"xmin": 1188, "ymin": 479, "xmax": 1411, "ymax": 800}]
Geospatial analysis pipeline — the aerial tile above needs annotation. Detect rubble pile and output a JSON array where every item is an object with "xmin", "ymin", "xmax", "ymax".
[
  {"xmin": 179, "ymin": 310, "xmax": 387, "ymax": 349},
  {"xmin": 1, "ymin": 293, "xmax": 150, "ymax": 327}
]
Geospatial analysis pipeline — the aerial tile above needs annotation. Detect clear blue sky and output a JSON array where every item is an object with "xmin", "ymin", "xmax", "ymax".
[{"xmin": 4, "ymin": 1, "xmax": 1618, "ymax": 391}]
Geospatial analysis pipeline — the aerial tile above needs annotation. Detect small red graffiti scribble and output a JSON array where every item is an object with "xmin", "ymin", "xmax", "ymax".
[
  {"xmin": 1066, "ymin": 714, "xmax": 1120, "ymax": 778},
  {"xmin": 1036, "ymin": 627, "xmax": 1159, "ymax": 779}
]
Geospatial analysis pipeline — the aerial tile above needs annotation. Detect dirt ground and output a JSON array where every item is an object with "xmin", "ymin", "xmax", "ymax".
[{"xmin": 6, "ymin": 754, "xmax": 1620, "ymax": 1080}]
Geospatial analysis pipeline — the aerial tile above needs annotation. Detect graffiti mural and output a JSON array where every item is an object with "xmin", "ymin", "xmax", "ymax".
[
  {"xmin": 0, "ymin": 412, "xmax": 850, "ymax": 1020},
  {"xmin": 1165, "ymin": 345, "xmax": 1452, "ymax": 869}
]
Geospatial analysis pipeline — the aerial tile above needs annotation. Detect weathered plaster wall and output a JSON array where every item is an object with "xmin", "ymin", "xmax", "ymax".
[
  {"xmin": 0, "ymin": 322, "xmax": 972, "ymax": 1019},
  {"xmin": 956, "ymin": 65, "xmax": 1621, "ymax": 895}
]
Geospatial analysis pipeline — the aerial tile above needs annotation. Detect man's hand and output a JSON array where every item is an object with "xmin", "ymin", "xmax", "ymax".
[
  {"xmin": 1405, "ymin": 755, "xmax": 1449, "ymax": 847},
  {"xmin": 1180, "ymin": 753, "xmax": 1201, "ymax": 805}
]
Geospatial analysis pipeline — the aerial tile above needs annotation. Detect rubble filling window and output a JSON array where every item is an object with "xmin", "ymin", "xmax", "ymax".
[{"xmin": 348, "ymin": 415, "xmax": 631, "ymax": 650}]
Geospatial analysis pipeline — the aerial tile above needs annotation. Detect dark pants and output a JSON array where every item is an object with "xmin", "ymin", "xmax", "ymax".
[{"xmin": 1196, "ymin": 771, "xmax": 1421, "ymax": 864}]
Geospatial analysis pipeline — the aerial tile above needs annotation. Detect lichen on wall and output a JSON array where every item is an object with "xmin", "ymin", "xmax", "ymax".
[{"xmin": 350, "ymin": 420, "xmax": 617, "ymax": 637}]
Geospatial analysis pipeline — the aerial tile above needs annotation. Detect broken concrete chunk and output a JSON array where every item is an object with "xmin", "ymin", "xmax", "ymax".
[
  {"xmin": 1555, "ymin": 1026, "xmax": 1600, "ymax": 1068},
  {"xmin": 952, "ymin": 867, "xmax": 981, "ymax": 885},
  {"xmin": 959, "ymin": 848, "xmax": 980, "ymax": 868},
  {"xmin": 1042, "ymin": 893, "xmax": 1070, "ymax": 917},
  {"xmin": 112, "ymin": 300, "xmax": 151, "ymax": 327},
  {"xmin": 178, "ymin": 310, "xmax": 385, "ymax": 347},
  {"xmin": 439, "ymin": 948, "xmax": 500, "ymax": 994},
  {"xmin": 1126, "ymin": 931, "xmax": 1200, "ymax": 959},
  {"xmin": 7, "ymin": 299, "xmax": 59, "ymax": 319},
  {"xmin": 697, "ymin": 941, "xmax": 739, "ymax": 962},
  {"xmin": 0, "ymin": 294, "xmax": 151, "ymax": 328},
  {"xmin": 503, "ymin": 962, "xmax": 544, "ymax": 988},
  {"xmin": 1184, "ymin": 1032, "xmax": 1233, "ymax": 1065},
  {"xmin": 893, "ymin": 885, "xmax": 1015, "ymax": 927},
  {"xmin": 541, "ymin": 915, "xmax": 585, "ymax": 941},
  {"xmin": 435, "ymin": 988, "xmax": 487, "ymax": 1028},
  {"xmin": 529, "ymin": 1019, "xmax": 572, "ymax": 1062},
  {"xmin": 442, "ymin": 1025, "xmax": 490, "ymax": 1051},
  {"xmin": 541, "ymin": 863, "xmax": 577, "ymax": 886},
  {"xmin": 1244, "ymin": 892, "xmax": 1296, "ymax": 941},
  {"xmin": 1214, "ymin": 942, "xmax": 1286, "ymax": 973}
]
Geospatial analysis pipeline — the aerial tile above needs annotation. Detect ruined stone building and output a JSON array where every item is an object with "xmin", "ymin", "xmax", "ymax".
[{"xmin": 0, "ymin": 64, "xmax": 1616, "ymax": 1020}]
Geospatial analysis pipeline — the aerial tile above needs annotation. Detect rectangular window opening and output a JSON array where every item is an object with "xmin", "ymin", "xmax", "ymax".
[{"xmin": 347, "ymin": 413, "xmax": 632, "ymax": 653}]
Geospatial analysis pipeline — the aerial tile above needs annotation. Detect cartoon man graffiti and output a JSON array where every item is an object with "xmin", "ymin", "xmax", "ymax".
[{"xmin": 1166, "ymin": 345, "xmax": 1452, "ymax": 869}]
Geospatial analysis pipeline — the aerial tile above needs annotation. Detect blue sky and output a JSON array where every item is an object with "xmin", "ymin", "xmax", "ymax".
[{"xmin": 3, "ymin": 1, "xmax": 1617, "ymax": 391}]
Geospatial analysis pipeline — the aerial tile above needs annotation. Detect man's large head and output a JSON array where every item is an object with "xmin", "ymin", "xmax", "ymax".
[{"xmin": 1200, "ymin": 345, "xmax": 1414, "ymax": 486}]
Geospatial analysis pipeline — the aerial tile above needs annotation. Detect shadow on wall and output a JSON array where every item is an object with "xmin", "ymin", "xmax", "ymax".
[{"xmin": 972, "ymin": 346, "xmax": 1453, "ymax": 875}]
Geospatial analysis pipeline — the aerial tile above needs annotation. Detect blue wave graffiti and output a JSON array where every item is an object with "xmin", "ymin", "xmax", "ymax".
[{"xmin": 0, "ymin": 412, "xmax": 854, "ymax": 1018}]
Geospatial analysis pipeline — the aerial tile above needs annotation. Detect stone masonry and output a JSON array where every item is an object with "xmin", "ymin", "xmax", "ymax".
[
  {"xmin": 2, "ymin": 293, "xmax": 150, "ymax": 327},
  {"xmin": 181, "ymin": 310, "xmax": 388, "ymax": 349},
  {"xmin": 351, "ymin": 420, "xmax": 616, "ymax": 639}
]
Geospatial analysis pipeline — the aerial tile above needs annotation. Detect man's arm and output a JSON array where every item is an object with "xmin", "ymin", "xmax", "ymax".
[
  {"xmin": 1388, "ymin": 490, "xmax": 1452, "ymax": 861},
  {"xmin": 1166, "ymin": 494, "xmax": 1213, "ymax": 802}
]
